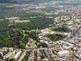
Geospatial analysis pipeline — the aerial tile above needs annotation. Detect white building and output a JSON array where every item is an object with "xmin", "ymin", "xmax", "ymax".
[
  {"xmin": 4, "ymin": 50, "xmax": 15, "ymax": 59},
  {"xmin": 63, "ymin": 42, "xmax": 74, "ymax": 49},
  {"xmin": 14, "ymin": 50, "xmax": 21, "ymax": 59},
  {"xmin": 58, "ymin": 50, "xmax": 69, "ymax": 57}
]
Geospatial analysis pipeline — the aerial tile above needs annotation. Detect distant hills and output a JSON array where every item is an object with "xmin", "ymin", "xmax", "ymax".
[
  {"xmin": 0, "ymin": 0, "xmax": 81, "ymax": 5},
  {"xmin": 0, "ymin": 0, "xmax": 32, "ymax": 3},
  {"xmin": 0, "ymin": 0, "xmax": 65, "ymax": 3}
]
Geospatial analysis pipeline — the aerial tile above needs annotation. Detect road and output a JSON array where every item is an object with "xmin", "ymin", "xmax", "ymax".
[{"xmin": 69, "ymin": 26, "xmax": 81, "ymax": 38}]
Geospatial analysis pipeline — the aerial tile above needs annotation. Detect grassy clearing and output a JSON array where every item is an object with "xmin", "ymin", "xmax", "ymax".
[
  {"xmin": 41, "ymin": 28, "xmax": 68, "ymax": 36},
  {"xmin": 29, "ymin": 39, "xmax": 40, "ymax": 47},
  {"xmin": 9, "ymin": 20, "xmax": 30, "ymax": 23}
]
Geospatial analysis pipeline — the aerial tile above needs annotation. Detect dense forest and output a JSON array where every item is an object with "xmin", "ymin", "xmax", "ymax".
[
  {"xmin": 0, "ymin": 15, "xmax": 54, "ymax": 48},
  {"xmin": 0, "ymin": 5, "xmax": 69, "ymax": 48}
]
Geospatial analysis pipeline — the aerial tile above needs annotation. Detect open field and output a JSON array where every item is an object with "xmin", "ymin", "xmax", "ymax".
[
  {"xmin": 40, "ymin": 28, "xmax": 69, "ymax": 36},
  {"xmin": 9, "ymin": 20, "xmax": 30, "ymax": 23}
]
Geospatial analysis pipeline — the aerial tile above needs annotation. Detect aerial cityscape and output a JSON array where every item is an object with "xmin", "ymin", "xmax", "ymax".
[{"xmin": 0, "ymin": 0, "xmax": 81, "ymax": 61}]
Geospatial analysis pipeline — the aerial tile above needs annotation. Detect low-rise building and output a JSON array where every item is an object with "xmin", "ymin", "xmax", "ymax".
[
  {"xmin": 57, "ymin": 50, "xmax": 69, "ymax": 57},
  {"xmin": 14, "ymin": 50, "xmax": 21, "ymax": 59}
]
